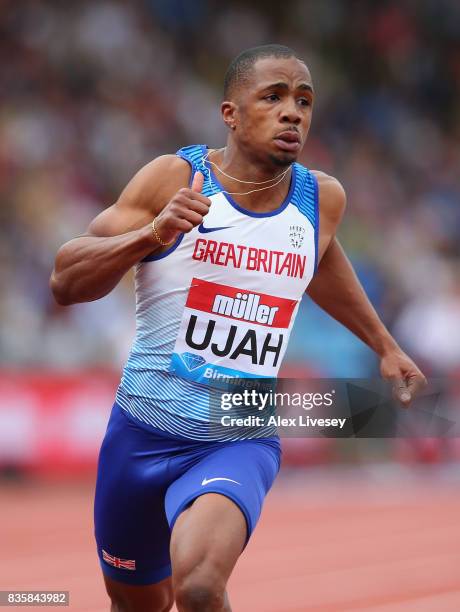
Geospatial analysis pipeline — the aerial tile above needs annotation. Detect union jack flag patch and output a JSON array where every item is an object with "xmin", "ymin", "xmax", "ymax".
[{"xmin": 102, "ymin": 549, "xmax": 136, "ymax": 570}]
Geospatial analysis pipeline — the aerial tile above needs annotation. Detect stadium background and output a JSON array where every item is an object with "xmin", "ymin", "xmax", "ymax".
[{"xmin": 1, "ymin": 0, "xmax": 459, "ymax": 610}]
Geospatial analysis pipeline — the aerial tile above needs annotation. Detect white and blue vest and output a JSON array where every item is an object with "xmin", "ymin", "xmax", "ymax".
[{"xmin": 116, "ymin": 144, "xmax": 319, "ymax": 440}]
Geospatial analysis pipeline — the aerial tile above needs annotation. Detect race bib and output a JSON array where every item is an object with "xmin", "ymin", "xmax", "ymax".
[{"xmin": 170, "ymin": 278, "xmax": 298, "ymax": 384}]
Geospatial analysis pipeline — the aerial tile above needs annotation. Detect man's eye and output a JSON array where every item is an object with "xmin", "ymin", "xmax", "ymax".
[
  {"xmin": 265, "ymin": 94, "xmax": 279, "ymax": 102},
  {"xmin": 298, "ymin": 98, "xmax": 311, "ymax": 106}
]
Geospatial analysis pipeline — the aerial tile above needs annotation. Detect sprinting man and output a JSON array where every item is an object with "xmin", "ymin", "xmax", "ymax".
[{"xmin": 51, "ymin": 45, "xmax": 426, "ymax": 612}]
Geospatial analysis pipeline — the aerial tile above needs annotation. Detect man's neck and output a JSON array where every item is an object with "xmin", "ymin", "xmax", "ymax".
[{"xmin": 208, "ymin": 144, "xmax": 293, "ymax": 212}]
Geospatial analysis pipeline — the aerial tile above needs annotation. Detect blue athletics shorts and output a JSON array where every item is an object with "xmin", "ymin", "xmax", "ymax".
[{"xmin": 94, "ymin": 402, "xmax": 281, "ymax": 585}]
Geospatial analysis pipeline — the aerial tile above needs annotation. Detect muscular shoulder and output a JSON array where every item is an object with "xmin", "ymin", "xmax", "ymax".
[
  {"xmin": 116, "ymin": 154, "xmax": 192, "ymax": 213},
  {"xmin": 86, "ymin": 154, "xmax": 192, "ymax": 237},
  {"xmin": 311, "ymin": 170, "xmax": 346, "ymax": 228}
]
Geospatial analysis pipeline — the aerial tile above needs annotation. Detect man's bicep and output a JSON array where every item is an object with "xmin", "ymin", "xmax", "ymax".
[{"xmin": 86, "ymin": 203, "xmax": 153, "ymax": 237}]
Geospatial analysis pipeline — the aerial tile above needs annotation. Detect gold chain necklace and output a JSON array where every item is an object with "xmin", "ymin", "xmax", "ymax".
[{"xmin": 201, "ymin": 148, "xmax": 291, "ymax": 196}]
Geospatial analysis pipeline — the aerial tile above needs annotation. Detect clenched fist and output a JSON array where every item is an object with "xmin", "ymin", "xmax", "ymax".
[
  {"xmin": 380, "ymin": 348, "xmax": 427, "ymax": 407},
  {"xmin": 153, "ymin": 172, "xmax": 211, "ymax": 245}
]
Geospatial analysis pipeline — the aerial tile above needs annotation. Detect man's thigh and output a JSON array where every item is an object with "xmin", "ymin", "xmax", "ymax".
[
  {"xmin": 166, "ymin": 436, "xmax": 281, "ymax": 607},
  {"xmin": 165, "ymin": 435, "xmax": 281, "ymax": 542}
]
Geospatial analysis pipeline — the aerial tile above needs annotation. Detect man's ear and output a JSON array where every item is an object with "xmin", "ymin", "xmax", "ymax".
[{"xmin": 221, "ymin": 100, "xmax": 237, "ymax": 130}]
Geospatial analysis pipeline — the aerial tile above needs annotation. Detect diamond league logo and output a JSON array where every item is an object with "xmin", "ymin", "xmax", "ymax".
[
  {"xmin": 289, "ymin": 225, "xmax": 305, "ymax": 249},
  {"xmin": 180, "ymin": 352, "xmax": 206, "ymax": 371}
]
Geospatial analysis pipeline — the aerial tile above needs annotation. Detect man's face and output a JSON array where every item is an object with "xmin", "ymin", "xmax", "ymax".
[{"xmin": 224, "ymin": 56, "xmax": 314, "ymax": 167}]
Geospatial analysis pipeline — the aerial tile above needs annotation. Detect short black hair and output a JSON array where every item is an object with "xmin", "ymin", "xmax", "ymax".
[{"xmin": 223, "ymin": 44, "xmax": 301, "ymax": 99}]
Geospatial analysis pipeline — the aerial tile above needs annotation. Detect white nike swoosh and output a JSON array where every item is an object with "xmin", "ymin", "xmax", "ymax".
[{"xmin": 201, "ymin": 477, "xmax": 242, "ymax": 486}]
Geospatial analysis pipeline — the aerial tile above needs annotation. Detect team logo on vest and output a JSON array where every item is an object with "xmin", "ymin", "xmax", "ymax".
[
  {"xmin": 170, "ymin": 278, "xmax": 298, "ymax": 382},
  {"xmin": 289, "ymin": 225, "xmax": 305, "ymax": 249}
]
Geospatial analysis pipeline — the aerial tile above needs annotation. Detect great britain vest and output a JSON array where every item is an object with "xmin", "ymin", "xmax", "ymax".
[{"xmin": 116, "ymin": 144, "xmax": 319, "ymax": 440}]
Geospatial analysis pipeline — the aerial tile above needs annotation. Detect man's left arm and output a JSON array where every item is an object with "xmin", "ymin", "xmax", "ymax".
[{"xmin": 307, "ymin": 173, "xmax": 427, "ymax": 406}]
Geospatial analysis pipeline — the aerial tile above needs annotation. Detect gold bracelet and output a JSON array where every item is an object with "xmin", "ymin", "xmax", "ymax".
[{"xmin": 151, "ymin": 218, "xmax": 173, "ymax": 246}]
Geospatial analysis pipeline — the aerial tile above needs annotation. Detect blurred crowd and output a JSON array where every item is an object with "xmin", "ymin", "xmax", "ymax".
[{"xmin": 1, "ymin": 0, "xmax": 459, "ymax": 378}]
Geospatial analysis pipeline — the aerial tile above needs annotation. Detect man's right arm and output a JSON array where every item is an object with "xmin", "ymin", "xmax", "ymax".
[{"xmin": 50, "ymin": 155, "xmax": 210, "ymax": 305}]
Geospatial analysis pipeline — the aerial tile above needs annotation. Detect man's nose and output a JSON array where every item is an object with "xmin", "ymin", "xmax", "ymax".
[{"xmin": 280, "ymin": 99, "xmax": 302, "ymax": 124}]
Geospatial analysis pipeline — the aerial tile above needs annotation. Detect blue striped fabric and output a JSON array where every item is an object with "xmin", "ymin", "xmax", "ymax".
[
  {"xmin": 116, "ymin": 386, "xmax": 276, "ymax": 441},
  {"xmin": 177, "ymin": 144, "xmax": 220, "ymax": 198},
  {"xmin": 290, "ymin": 162, "xmax": 319, "ymax": 270},
  {"xmin": 290, "ymin": 162, "xmax": 317, "ymax": 229}
]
